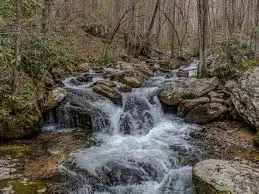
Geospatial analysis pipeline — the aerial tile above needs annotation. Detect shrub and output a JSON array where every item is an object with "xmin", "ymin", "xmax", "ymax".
[
  {"xmin": 21, "ymin": 36, "xmax": 80, "ymax": 81},
  {"xmin": 211, "ymin": 37, "xmax": 255, "ymax": 80}
]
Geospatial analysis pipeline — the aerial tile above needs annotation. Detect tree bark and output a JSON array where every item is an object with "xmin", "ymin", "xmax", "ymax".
[
  {"xmin": 171, "ymin": 0, "xmax": 176, "ymax": 58},
  {"xmin": 255, "ymin": 0, "xmax": 259, "ymax": 60},
  {"xmin": 42, "ymin": 0, "xmax": 52, "ymax": 33},
  {"xmin": 197, "ymin": 0, "xmax": 208, "ymax": 78},
  {"xmin": 12, "ymin": 0, "xmax": 22, "ymax": 93},
  {"xmin": 146, "ymin": 0, "xmax": 160, "ymax": 41}
]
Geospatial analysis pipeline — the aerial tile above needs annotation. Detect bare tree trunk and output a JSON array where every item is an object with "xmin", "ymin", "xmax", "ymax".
[
  {"xmin": 146, "ymin": 0, "xmax": 160, "ymax": 40},
  {"xmin": 141, "ymin": 0, "xmax": 160, "ymax": 56},
  {"xmin": 197, "ymin": 0, "xmax": 208, "ymax": 78},
  {"xmin": 42, "ymin": 0, "xmax": 52, "ymax": 33},
  {"xmin": 126, "ymin": 0, "xmax": 137, "ymax": 56},
  {"xmin": 223, "ymin": 0, "xmax": 229, "ymax": 37},
  {"xmin": 255, "ymin": 0, "xmax": 259, "ymax": 60},
  {"xmin": 171, "ymin": 0, "xmax": 176, "ymax": 58},
  {"xmin": 12, "ymin": 0, "xmax": 22, "ymax": 93}
]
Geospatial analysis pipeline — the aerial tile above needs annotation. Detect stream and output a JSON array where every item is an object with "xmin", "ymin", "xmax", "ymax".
[{"xmin": 42, "ymin": 60, "xmax": 204, "ymax": 194}]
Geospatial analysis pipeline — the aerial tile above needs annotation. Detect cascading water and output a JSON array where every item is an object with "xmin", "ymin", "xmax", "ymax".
[{"xmin": 43, "ymin": 61, "xmax": 203, "ymax": 194}]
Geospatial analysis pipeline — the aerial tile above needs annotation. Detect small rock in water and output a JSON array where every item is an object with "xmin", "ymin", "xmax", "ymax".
[
  {"xmin": 177, "ymin": 69, "xmax": 189, "ymax": 77},
  {"xmin": 92, "ymin": 83, "xmax": 122, "ymax": 104},
  {"xmin": 77, "ymin": 63, "xmax": 90, "ymax": 72},
  {"xmin": 76, "ymin": 74, "xmax": 93, "ymax": 83},
  {"xmin": 121, "ymin": 76, "xmax": 142, "ymax": 88},
  {"xmin": 69, "ymin": 78, "xmax": 82, "ymax": 86}
]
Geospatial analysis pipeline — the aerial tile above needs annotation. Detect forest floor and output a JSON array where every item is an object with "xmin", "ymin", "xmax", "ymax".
[{"xmin": 192, "ymin": 121, "xmax": 259, "ymax": 168}]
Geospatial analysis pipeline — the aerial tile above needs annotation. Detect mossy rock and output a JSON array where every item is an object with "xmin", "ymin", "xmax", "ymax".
[
  {"xmin": 92, "ymin": 83, "xmax": 122, "ymax": 104},
  {"xmin": 0, "ymin": 180, "xmax": 47, "ymax": 194},
  {"xmin": 121, "ymin": 76, "xmax": 142, "ymax": 88},
  {"xmin": 0, "ymin": 145, "xmax": 34, "ymax": 158},
  {"xmin": 193, "ymin": 159, "xmax": 259, "ymax": 194}
]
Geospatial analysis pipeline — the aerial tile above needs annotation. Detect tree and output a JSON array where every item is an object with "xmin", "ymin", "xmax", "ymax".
[
  {"xmin": 42, "ymin": 0, "xmax": 52, "ymax": 33},
  {"xmin": 140, "ymin": 0, "xmax": 160, "ymax": 57},
  {"xmin": 197, "ymin": 0, "xmax": 208, "ymax": 77},
  {"xmin": 255, "ymin": 0, "xmax": 259, "ymax": 60},
  {"xmin": 12, "ymin": 0, "xmax": 22, "ymax": 93}
]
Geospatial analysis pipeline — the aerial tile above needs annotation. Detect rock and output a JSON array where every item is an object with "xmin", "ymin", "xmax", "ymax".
[
  {"xmin": 81, "ymin": 24, "xmax": 108, "ymax": 37},
  {"xmin": 44, "ymin": 87, "xmax": 67, "ymax": 110},
  {"xmin": 193, "ymin": 159, "xmax": 259, "ymax": 194},
  {"xmin": 94, "ymin": 79, "xmax": 117, "ymax": 88},
  {"xmin": 95, "ymin": 161, "xmax": 161, "ymax": 186},
  {"xmin": 92, "ymin": 83, "xmax": 122, "ymax": 104},
  {"xmin": 208, "ymin": 91, "xmax": 225, "ymax": 98},
  {"xmin": 177, "ymin": 69, "xmax": 189, "ymax": 77},
  {"xmin": 119, "ymin": 85, "xmax": 132, "ymax": 93},
  {"xmin": 133, "ymin": 63, "xmax": 153, "ymax": 77},
  {"xmin": 159, "ymin": 83, "xmax": 190, "ymax": 106},
  {"xmin": 210, "ymin": 97, "xmax": 232, "ymax": 107},
  {"xmin": 177, "ymin": 97, "xmax": 211, "ymax": 117},
  {"xmin": 0, "ymin": 159, "xmax": 22, "ymax": 181},
  {"xmin": 76, "ymin": 74, "xmax": 93, "ymax": 83},
  {"xmin": 185, "ymin": 102, "xmax": 228, "ymax": 124},
  {"xmin": 159, "ymin": 77, "xmax": 219, "ymax": 106},
  {"xmin": 57, "ymin": 89, "xmax": 110, "ymax": 132},
  {"xmin": 189, "ymin": 77, "xmax": 219, "ymax": 97},
  {"xmin": 226, "ymin": 67, "xmax": 259, "ymax": 131},
  {"xmin": 69, "ymin": 78, "xmax": 82, "ymax": 86},
  {"xmin": 58, "ymin": 100, "xmax": 92, "ymax": 130},
  {"xmin": 77, "ymin": 63, "xmax": 90, "ymax": 72},
  {"xmin": 118, "ymin": 61, "xmax": 134, "ymax": 70},
  {"xmin": 24, "ymin": 155, "xmax": 62, "ymax": 179},
  {"xmin": 121, "ymin": 76, "xmax": 142, "ymax": 88}
]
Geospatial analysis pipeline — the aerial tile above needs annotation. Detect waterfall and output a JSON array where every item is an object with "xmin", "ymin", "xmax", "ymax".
[{"xmin": 43, "ymin": 61, "xmax": 202, "ymax": 194}]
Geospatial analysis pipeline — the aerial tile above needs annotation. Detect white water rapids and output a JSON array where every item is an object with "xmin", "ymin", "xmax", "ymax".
[{"xmin": 42, "ymin": 60, "xmax": 202, "ymax": 194}]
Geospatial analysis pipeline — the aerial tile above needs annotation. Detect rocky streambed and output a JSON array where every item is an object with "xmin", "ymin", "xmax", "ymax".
[{"xmin": 1, "ymin": 60, "xmax": 259, "ymax": 194}]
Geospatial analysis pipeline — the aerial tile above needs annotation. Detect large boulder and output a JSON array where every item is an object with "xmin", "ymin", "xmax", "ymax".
[
  {"xmin": 184, "ymin": 102, "xmax": 228, "ymax": 124},
  {"xmin": 44, "ymin": 87, "xmax": 67, "ymax": 110},
  {"xmin": 226, "ymin": 67, "xmax": 259, "ymax": 144},
  {"xmin": 58, "ymin": 100, "xmax": 92, "ymax": 130},
  {"xmin": 177, "ymin": 97, "xmax": 211, "ymax": 117},
  {"xmin": 57, "ymin": 89, "xmax": 111, "ymax": 133},
  {"xmin": 159, "ymin": 77, "xmax": 219, "ymax": 106},
  {"xmin": 193, "ymin": 159, "xmax": 259, "ymax": 194}
]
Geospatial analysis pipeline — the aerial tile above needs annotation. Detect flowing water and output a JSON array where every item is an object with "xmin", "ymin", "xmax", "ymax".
[{"xmin": 42, "ymin": 60, "xmax": 203, "ymax": 194}]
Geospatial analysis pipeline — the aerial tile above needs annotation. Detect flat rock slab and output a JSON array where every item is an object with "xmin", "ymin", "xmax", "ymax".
[
  {"xmin": 0, "ymin": 159, "xmax": 22, "ymax": 181},
  {"xmin": 193, "ymin": 159, "xmax": 259, "ymax": 194}
]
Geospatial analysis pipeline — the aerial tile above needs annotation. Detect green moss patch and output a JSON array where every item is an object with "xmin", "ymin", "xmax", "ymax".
[{"xmin": 0, "ymin": 180, "xmax": 47, "ymax": 194}]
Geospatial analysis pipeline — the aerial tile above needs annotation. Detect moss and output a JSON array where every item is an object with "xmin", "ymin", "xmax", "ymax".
[
  {"xmin": 0, "ymin": 145, "xmax": 33, "ymax": 158},
  {"xmin": 254, "ymin": 133, "xmax": 259, "ymax": 146},
  {"xmin": 0, "ymin": 180, "xmax": 47, "ymax": 194}
]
